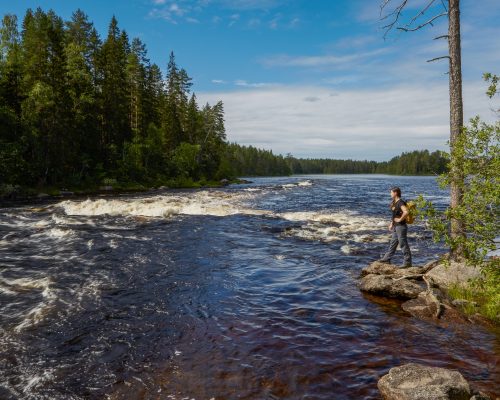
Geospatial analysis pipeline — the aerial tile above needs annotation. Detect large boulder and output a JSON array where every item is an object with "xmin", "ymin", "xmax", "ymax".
[
  {"xmin": 425, "ymin": 261, "xmax": 482, "ymax": 290},
  {"xmin": 359, "ymin": 274, "xmax": 423, "ymax": 299},
  {"xmin": 378, "ymin": 363, "xmax": 471, "ymax": 400}
]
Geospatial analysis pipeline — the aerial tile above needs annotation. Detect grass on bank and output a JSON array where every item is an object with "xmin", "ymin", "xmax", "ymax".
[{"xmin": 446, "ymin": 261, "xmax": 500, "ymax": 323}]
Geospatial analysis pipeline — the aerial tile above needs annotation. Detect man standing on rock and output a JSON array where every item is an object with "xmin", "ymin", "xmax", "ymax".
[{"xmin": 379, "ymin": 187, "xmax": 412, "ymax": 267}]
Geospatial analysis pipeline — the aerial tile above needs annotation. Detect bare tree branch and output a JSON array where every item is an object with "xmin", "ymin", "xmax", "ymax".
[
  {"xmin": 392, "ymin": 274, "xmax": 424, "ymax": 281},
  {"xmin": 380, "ymin": 0, "xmax": 448, "ymax": 39},
  {"xmin": 434, "ymin": 34, "xmax": 449, "ymax": 40},
  {"xmin": 397, "ymin": 11, "xmax": 448, "ymax": 32},
  {"xmin": 427, "ymin": 55, "xmax": 450, "ymax": 63},
  {"xmin": 381, "ymin": 0, "xmax": 409, "ymax": 39},
  {"xmin": 408, "ymin": 0, "xmax": 436, "ymax": 27}
]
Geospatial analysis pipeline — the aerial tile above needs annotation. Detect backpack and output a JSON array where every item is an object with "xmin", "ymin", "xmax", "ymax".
[{"xmin": 405, "ymin": 200, "xmax": 417, "ymax": 224}]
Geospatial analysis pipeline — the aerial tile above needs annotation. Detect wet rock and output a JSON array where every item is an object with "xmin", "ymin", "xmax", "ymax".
[
  {"xmin": 359, "ymin": 274, "xmax": 423, "ymax": 299},
  {"xmin": 360, "ymin": 261, "xmax": 427, "ymax": 280},
  {"xmin": 60, "ymin": 190, "xmax": 74, "ymax": 196},
  {"xmin": 36, "ymin": 192, "xmax": 50, "ymax": 198},
  {"xmin": 99, "ymin": 185, "xmax": 114, "ymax": 191},
  {"xmin": 361, "ymin": 261, "xmax": 399, "ymax": 277},
  {"xmin": 378, "ymin": 363, "xmax": 471, "ymax": 400},
  {"xmin": 220, "ymin": 178, "xmax": 230, "ymax": 186},
  {"xmin": 402, "ymin": 290, "xmax": 444, "ymax": 320},
  {"xmin": 425, "ymin": 261, "xmax": 482, "ymax": 290}
]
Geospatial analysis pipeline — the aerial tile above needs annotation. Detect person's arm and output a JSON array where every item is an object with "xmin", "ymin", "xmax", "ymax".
[{"xmin": 394, "ymin": 204, "xmax": 409, "ymax": 223}]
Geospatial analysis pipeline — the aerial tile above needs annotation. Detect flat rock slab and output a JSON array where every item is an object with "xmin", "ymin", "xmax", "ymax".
[
  {"xmin": 360, "ymin": 261, "xmax": 436, "ymax": 279},
  {"xmin": 425, "ymin": 261, "xmax": 482, "ymax": 290},
  {"xmin": 359, "ymin": 274, "xmax": 423, "ymax": 299},
  {"xmin": 378, "ymin": 363, "xmax": 471, "ymax": 400}
]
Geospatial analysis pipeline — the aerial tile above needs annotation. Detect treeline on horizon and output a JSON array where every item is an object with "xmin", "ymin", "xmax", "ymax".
[
  {"xmin": 0, "ymin": 8, "xmax": 448, "ymax": 194},
  {"xmin": 229, "ymin": 147, "xmax": 448, "ymax": 176}
]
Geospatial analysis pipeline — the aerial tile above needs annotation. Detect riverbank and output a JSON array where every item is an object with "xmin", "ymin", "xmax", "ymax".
[
  {"xmin": 359, "ymin": 259, "xmax": 499, "ymax": 326},
  {"xmin": 0, "ymin": 177, "xmax": 251, "ymax": 207}
]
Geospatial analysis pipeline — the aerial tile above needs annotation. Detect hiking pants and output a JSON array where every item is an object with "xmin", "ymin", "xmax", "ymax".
[{"xmin": 382, "ymin": 224, "xmax": 412, "ymax": 266}]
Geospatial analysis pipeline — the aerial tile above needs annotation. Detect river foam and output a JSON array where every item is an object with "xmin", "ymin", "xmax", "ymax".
[{"xmin": 57, "ymin": 191, "xmax": 266, "ymax": 218}]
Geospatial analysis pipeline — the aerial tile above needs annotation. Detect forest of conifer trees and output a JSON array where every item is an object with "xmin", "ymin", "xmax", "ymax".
[{"xmin": 0, "ymin": 8, "xmax": 229, "ymax": 193}]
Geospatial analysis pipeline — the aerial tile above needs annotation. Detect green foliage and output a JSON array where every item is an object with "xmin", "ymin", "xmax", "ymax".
[
  {"xmin": 222, "ymin": 143, "xmax": 292, "ymax": 177},
  {"xmin": 0, "ymin": 8, "xmax": 232, "ymax": 192},
  {"xmin": 418, "ymin": 117, "xmax": 499, "ymax": 265},
  {"xmin": 287, "ymin": 150, "xmax": 447, "ymax": 175},
  {"xmin": 446, "ymin": 262, "xmax": 500, "ymax": 322},
  {"xmin": 172, "ymin": 142, "xmax": 201, "ymax": 178},
  {"xmin": 483, "ymin": 72, "xmax": 499, "ymax": 99},
  {"xmin": 416, "ymin": 81, "xmax": 499, "ymax": 321}
]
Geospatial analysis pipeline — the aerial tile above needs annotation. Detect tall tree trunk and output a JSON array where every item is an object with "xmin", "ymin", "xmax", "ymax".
[{"xmin": 448, "ymin": 0, "xmax": 464, "ymax": 259}]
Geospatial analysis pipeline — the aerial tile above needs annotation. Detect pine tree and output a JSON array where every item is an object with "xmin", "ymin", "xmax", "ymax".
[
  {"xmin": 0, "ymin": 14, "xmax": 26, "ymax": 183},
  {"xmin": 98, "ymin": 15, "xmax": 130, "ymax": 169},
  {"xmin": 64, "ymin": 9, "xmax": 100, "ymax": 182}
]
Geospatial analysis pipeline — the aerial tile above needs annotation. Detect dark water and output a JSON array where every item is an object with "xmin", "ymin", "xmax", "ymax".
[{"xmin": 0, "ymin": 175, "xmax": 498, "ymax": 399}]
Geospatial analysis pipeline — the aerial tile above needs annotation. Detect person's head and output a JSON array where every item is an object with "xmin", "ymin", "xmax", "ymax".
[{"xmin": 390, "ymin": 186, "xmax": 401, "ymax": 200}]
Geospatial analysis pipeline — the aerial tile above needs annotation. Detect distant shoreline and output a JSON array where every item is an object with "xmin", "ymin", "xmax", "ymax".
[{"xmin": 0, "ymin": 174, "xmax": 441, "ymax": 208}]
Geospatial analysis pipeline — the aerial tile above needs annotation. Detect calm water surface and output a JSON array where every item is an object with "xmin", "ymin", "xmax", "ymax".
[{"xmin": 0, "ymin": 175, "xmax": 498, "ymax": 399}]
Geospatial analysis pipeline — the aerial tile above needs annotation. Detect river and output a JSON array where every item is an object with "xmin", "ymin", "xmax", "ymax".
[{"xmin": 0, "ymin": 175, "xmax": 498, "ymax": 399}]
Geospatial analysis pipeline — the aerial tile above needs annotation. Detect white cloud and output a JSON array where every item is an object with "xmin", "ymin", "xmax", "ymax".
[
  {"xmin": 197, "ymin": 82, "xmax": 496, "ymax": 160},
  {"xmin": 148, "ymin": 2, "xmax": 190, "ymax": 23},
  {"xmin": 228, "ymin": 13, "xmax": 240, "ymax": 27},
  {"xmin": 289, "ymin": 17, "xmax": 300, "ymax": 28},
  {"xmin": 218, "ymin": 0, "xmax": 286, "ymax": 10},
  {"xmin": 268, "ymin": 14, "xmax": 280, "ymax": 29},
  {"xmin": 149, "ymin": 0, "xmax": 292, "ymax": 28},
  {"xmin": 234, "ymin": 79, "xmax": 275, "ymax": 88},
  {"xmin": 212, "ymin": 79, "xmax": 227, "ymax": 84},
  {"xmin": 247, "ymin": 18, "xmax": 261, "ymax": 27},
  {"xmin": 260, "ymin": 49, "xmax": 389, "ymax": 68},
  {"xmin": 303, "ymin": 96, "xmax": 320, "ymax": 102}
]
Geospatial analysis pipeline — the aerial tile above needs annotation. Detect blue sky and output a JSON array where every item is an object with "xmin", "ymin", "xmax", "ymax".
[{"xmin": 2, "ymin": 0, "xmax": 500, "ymax": 160}]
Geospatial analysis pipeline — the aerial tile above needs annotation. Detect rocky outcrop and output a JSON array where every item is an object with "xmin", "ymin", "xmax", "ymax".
[
  {"xmin": 425, "ymin": 261, "xmax": 482, "ymax": 290},
  {"xmin": 359, "ymin": 274, "xmax": 423, "ymax": 299},
  {"xmin": 378, "ymin": 363, "xmax": 491, "ymax": 400},
  {"xmin": 359, "ymin": 260, "xmax": 482, "ymax": 323},
  {"xmin": 360, "ymin": 260, "xmax": 439, "ymax": 279},
  {"xmin": 358, "ymin": 261, "xmax": 434, "ymax": 299}
]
